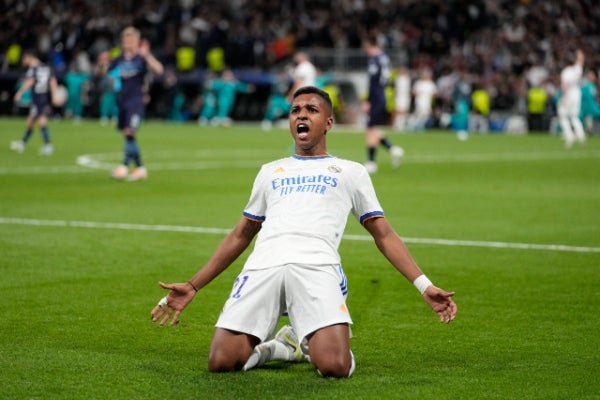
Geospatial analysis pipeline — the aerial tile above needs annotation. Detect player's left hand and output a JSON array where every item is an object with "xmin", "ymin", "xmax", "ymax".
[
  {"xmin": 150, "ymin": 281, "xmax": 197, "ymax": 326},
  {"xmin": 423, "ymin": 286, "xmax": 457, "ymax": 324}
]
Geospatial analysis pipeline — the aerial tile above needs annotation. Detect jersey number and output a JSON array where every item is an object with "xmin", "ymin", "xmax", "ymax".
[{"xmin": 231, "ymin": 275, "xmax": 249, "ymax": 298}]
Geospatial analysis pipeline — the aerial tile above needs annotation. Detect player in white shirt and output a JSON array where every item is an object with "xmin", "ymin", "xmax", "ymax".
[
  {"xmin": 410, "ymin": 68, "xmax": 437, "ymax": 131},
  {"xmin": 558, "ymin": 49, "xmax": 586, "ymax": 148},
  {"xmin": 151, "ymin": 86, "xmax": 457, "ymax": 378},
  {"xmin": 288, "ymin": 51, "xmax": 317, "ymax": 97},
  {"xmin": 394, "ymin": 66, "xmax": 412, "ymax": 131}
]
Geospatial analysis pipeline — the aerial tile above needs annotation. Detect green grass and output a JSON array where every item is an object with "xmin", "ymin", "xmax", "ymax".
[{"xmin": 1, "ymin": 117, "xmax": 599, "ymax": 399}]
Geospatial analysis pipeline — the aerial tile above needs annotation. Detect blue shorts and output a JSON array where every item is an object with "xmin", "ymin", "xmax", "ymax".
[
  {"xmin": 367, "ymin": 102, "xmax": 388, "ymax": 127},
  {"xmin": 117, "ymin": 102, "xmax": 144, "ymax": 131},
  {"xmin": 29, "ymin": 94, "xmax": 50, "ymax": 118}
]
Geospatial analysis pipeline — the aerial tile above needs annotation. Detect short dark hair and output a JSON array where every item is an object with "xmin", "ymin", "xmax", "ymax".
[
  {"xmin": 292, "ymin": 86, "xmax": 333, "ymax": 116},
  {"xmin": 22, "ymin": 49, "xmax": 37, "ymax": 59}
]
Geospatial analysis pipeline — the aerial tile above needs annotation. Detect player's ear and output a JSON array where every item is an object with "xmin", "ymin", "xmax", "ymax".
[{"xmin": 325, "ymin": 116, "xmax": 334, "ymax": 133}]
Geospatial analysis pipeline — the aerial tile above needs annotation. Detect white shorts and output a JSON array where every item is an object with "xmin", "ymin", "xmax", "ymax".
[{"xmin": 215, "ymin": 264, "xmax": 352, "ymax": 343}]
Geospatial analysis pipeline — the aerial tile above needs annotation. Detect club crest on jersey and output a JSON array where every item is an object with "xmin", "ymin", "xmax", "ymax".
[{"xmin": 328, "ymin": 165, "xmax": 342, "ymax": 173}]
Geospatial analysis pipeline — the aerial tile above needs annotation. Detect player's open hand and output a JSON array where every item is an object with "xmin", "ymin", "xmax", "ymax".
[
  {"xmin": 139, "ymin": 39, "xmax": 150, "ymax": 58},
  {"xmin": 423, "ymin": 286, "xmax": 457, "ymax": 324},
  {"xmin": 151, "ymin": 281, "xmax": 197, "ymax": 326}
]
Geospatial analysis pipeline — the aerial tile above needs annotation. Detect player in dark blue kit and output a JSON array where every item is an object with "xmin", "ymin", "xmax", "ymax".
[
  {"xmin": 11, "ymin": 51, "xmax": 58, "ymax": 155},
  {"xmin": 362, "ymin": 35, "xmax": 404, "ymax": 174},
  {"xmin": 97, "ymin": 26, "xmax": 164, "ymax": 181}
]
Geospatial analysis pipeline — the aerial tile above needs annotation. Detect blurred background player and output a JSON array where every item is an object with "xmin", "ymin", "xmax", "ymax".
[
  {"xmin": 98, "ymin": 66, "xmax": 121, "ymax": 126},
  {"xmin": 63, "ymin": 47, "xmax": 92, "ymax": 123},
  {"xmin": 393, "ymin": 65, "xmax": 411, "ymax": 131},
  {"xmin": 97, "ymin": 26, "xmax": 164, "ymax": 180},
  {"xmin": 362, "ymin": 34, "xmax": 403, "ymax": 174},
  {"xmin": 10, "ymin": 50, "xmax": 58, "ymax": 155},
  {"xmin": 557, "ymin": 49, "xmax": 585, "ymax": 148},
  {"xmin": 261, "ymin": 69, "xmax": 293, "ymax": 130},
  {"xmin": 579, "ymin": 68, "xmax": 600, "ymax": 135},
  {"xmin": 198, "ymin": 69, "xmax": 254, "ymax": 127},
  {"xmin": 288, "ymin": 52, "xmax": 317, "ymax": 100},
  {"xmin": 410, "ymin": 68, "xmax": 437, "ymax": 131}
]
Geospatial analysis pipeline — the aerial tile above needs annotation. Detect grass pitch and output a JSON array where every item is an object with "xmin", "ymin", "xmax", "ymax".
[{"xmin": 1, "ymin": 117, "xmax": 599, "ymax": 399}]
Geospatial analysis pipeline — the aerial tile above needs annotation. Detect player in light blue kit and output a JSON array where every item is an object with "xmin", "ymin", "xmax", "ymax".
[
  {"xmin": 151, "ymin": 86, "xmax": 457, "ymax": 378},
  {"xmin": 11, "ymin": 50, "xmax": 58, "ymax": 155}
]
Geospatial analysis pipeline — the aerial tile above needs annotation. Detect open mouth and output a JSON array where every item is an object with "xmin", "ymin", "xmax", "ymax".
[
  {"xmin": 296, "ymin": 123, "xmax": 309, "ymax": 139},
  {"xmin": 297, "ymin": 123, "xmax": 309, "ymax": 134}
]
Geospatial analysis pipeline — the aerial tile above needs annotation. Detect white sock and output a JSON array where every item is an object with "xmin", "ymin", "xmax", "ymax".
[{"xmin": 270, "ymin": 340, "xmax": 294, "ymax": 361}]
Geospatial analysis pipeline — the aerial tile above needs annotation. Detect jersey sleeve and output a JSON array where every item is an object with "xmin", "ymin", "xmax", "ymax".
[
  {"xmin": 242, "ymin": 165, "xmax": 267, "ymax": 222},
  {"xmin": 25, "ymin": 67, "xmax": 35, "ymax": 79},
  {"xmin": 349, "ymin": 164, "xmax": 385, "ymax": 224}
]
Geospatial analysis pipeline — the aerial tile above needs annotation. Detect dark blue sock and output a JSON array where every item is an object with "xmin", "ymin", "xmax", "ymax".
[
  {"xmin": 379, "ymin": 137, "xmax": 392, "ymax": 150},
  {"xmin": 125, "ymin": 136, "xmax": 142, "ymax": 167},
  {"xmin": 367, "ymin": 147, "xmax": 376, "ymax": 162},
  {"xmin": 22, "ymin": 129, "xmax": 33, "ymax": 143},
  {"xmin": 41, "ymin": 127, "xmax": 51, "ymax": 144}
]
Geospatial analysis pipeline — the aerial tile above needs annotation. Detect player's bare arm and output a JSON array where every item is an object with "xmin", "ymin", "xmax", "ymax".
[
  {"xmin": 139, "ymin": 39, "xmax": 164, "ymax": 76},
  {"xmin": 362, "ymin": 216, "xmax": 457, "ymax": 323},
  {"xmin": 362, "ymin": 216, "xmax": 424, "ymax": 281},
  {"xmin": 14, "ymin": 77, "xmax": 34, "ymax": 102},
  {"xmin": 151, "ymin": 217, "xmax": 262, "ymax": 326}
]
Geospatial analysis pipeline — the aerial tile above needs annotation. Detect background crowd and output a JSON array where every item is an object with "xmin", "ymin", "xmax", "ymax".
[{"xmin": 1, "ymin": 0, "xmax": 599, "ymax": 132}]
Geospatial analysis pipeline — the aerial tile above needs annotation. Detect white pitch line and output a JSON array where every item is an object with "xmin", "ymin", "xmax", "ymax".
[
  {"xmin": 1, "ymin": 149, "xmax": 597, "ymax": 175},
  {"xmin": 2, "ymin": 217, "xmax": 599, "ymax": 254},
  {"xmin": 0, "ymin": 165, "xmax": 94, "ymax": 175}
]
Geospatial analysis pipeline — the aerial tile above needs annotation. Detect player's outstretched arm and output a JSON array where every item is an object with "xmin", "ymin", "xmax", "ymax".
[
  {"xmin": 151, "ymin": 217, "xmax": 262, "ymax": 326},
  {"xmin": 362, "ymin": 216, "xmax": 457, "ymax": 323}
]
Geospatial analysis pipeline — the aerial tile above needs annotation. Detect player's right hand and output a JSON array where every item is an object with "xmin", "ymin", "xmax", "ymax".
[{"xmin": 150, "ymin": 281, "xmax": 197, "ymax": 326}]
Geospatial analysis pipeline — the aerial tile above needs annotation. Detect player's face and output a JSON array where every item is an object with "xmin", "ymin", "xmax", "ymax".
[
  {"xmin": 22, "ymin": 54, "xmax": 33, "ymax": 67},
  {"xmin": 121, "ymin": 33, "xmax": 140, "ymax": 53},
  {"xmin": 289, "ymin": 93, "xmax": 333, "ymax": 155}
]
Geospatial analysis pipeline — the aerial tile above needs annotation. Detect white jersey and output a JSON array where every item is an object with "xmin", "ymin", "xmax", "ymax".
[
  {"xmin": 559, "ymin": 64, "xmax": 583, "ymax": 116},
  {"xmin": 242, "ymin": 155, "xmax": 383, "ymax": 270},
  {"xmin": 293, "ymin": 61, "xmax": 317, "ymax": 88},
  {"xmin": 395, "ymin": 73, "xmax": 411, "ymax": 112},
  {"xmin": 413, "ymin": 79, "xmax": 437, "ymax": 114}
]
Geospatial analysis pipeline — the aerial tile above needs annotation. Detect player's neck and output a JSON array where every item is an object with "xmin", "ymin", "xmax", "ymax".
[
  {"xmin": 122, "ymin": 49, "xmax": 137, "ymax": 59},
  {"xmin": 295, "ymin": 149, "xmax": 329, "ymax": 157}
]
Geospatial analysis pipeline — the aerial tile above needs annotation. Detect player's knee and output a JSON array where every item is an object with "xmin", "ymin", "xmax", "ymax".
[
  {"xmin": 314, "ymin": 353, "xmax": 353, "ymax": 378},
  {"xmin": 207, "ymin": 351, "xmax": 240, "ymax": 372}
]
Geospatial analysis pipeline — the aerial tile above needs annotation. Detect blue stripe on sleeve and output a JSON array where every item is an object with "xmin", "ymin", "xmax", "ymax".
[
  {"xmin": 359, "ymin": 211, "xmax": 384, "ymax": 225},
  {"xmin": 243, "ymin": 211, "xmax": 266, "ymax": 222}
]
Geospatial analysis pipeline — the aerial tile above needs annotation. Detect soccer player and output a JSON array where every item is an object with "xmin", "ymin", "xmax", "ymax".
[
  {"xmin": 579, "ymin": 69, "xmax": 600, "ymax": 134},
  {"xmin": 10, "ymin": 50, "xmax": 58, "ymax": 155},
  {"xmin": 411, "ymin": 68, "xmax": 438, "ymax": 131},
  {"xmin": 393, "ymin": 66, "xmax": 412, "ymax": 131},
  {"xmin": 198, "ymin": 69, "xmax": 254, "ymax": 127},
  {"xmin": 288, "ymin": 52, "xmax": 317, "ymax": 99},
  {"xmin": 97, "ymin": 26, "xmax": 164, "ymax": 180},
  {"xmin": 558, "ymin": 49, "xmax": 585, "ymax": 148},
  {"xmin": 151, "ymin": 86, "xmax": 457, "ymax": 378},
  {"xmin": 361, "ymin": 34, "xmax": 404, "ymax": 174},
  {"xmin": 261, "ymin": 70, "xmax": 293, "ymax": 130}
]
